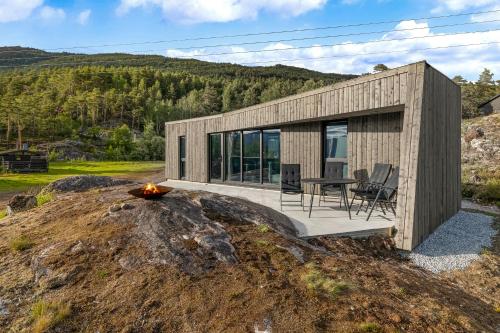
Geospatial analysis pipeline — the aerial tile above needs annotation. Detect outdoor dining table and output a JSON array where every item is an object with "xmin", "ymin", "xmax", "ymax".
[{"xmin": 301, "ymin": 178, "xmax": 357, "ymax": 219}]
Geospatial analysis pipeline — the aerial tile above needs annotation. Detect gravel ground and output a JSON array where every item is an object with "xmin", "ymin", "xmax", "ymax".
[{"xmin": 406, "ymin": 211, "xmax": 496, "ymax": 273}]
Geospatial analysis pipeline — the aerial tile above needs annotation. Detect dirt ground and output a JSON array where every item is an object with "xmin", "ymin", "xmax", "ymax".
[{"xmin": 0, "ymin": 183, "xmax": 498, "ymax": 332}]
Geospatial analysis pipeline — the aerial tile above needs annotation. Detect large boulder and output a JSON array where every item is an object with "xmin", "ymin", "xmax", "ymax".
[
  {"xmin": 105, "ymin": 190, "xmax": 299, "ymax": 275},
  {"xmin": 6, "ymin": 195, "xmax": 37, "ymax": 216},
  {"xmin": 41, "ymin": 175, "xmax": 132, "ymax": 194}
]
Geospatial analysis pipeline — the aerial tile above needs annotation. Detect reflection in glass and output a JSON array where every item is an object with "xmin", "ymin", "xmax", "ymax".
[
  {"xmin": 324, "ymin": 122, "xmax": 348, "ymax": 176},
  {"xmin": 209, "ymin": 134, "xmax": 222, "ymax": 181},
  {"xmin": 243, "ymin": 130, "xmax": 261, "ymax": 182},
  {"xmin": 262, "ymin": 129, "xmax": 280, "ymax": 184},
  {"xmin": 179, "ymin": 136, "xmax": 186, "ymax": 179},
  {"xmin": 225, "ymin": 131, "xmax": 241, "ymax": 181}
]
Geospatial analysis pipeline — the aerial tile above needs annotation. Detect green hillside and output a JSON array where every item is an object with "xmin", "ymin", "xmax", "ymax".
[{"xmin": 0, "ymin": 46, "xmax": 355, "ymax": 81}]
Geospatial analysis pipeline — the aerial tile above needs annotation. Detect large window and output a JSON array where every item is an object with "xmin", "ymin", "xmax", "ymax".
[
  {"xmin": 209, "ymin": 133, "xmax": 222, "ymax": 181},
  {"xmin": 262, "ymin": 129, "xmax": 280, "ymax": 184},
  {"xmin": 179, "ymin": 136, "xmax": 186, "ymax": 179},
  {"xmin": 225, "ymin": 131, "xmax": 241, "ymax": 181},
  {"xmin": 211, "ymin": 129, "xmax": 280, "ymax": 185},
  {"xmin": 243, "ymin": 130, "xmax": 261, "ymax": 183},
  {"xmin": 324, "ymin": 122, "xmax": 348, "ymax": 176}
]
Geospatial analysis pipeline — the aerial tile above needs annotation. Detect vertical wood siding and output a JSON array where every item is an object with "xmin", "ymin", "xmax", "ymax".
[{"xmin": 347, "ymin": 112, "xmax": 403, "ymax": 181}]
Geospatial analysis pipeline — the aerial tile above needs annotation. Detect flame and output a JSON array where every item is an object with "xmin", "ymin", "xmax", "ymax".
[{"xmin": 143, "ymin": 183, "xmax": 160, "ymax": 195}]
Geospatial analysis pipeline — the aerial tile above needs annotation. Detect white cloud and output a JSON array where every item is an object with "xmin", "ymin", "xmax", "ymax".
[
  {"xmin": 431, "ymin": 0, "xmax": 498, "ymax": 13},
  {"xmin": 0, "ymin": 0, "xmax": 43, "ymax": 23},
  {"xmin": 117, "ymin": 0, "xmax": 326, "ymax": 23},
  {"xmin": 165, "ymin": 20, "xmax": 500, "ymax": 80},
  {"xmin": 341, "ymin": 0, "xmax": 362, "ymax": 5},
  {"xmin": 77, "ymin": 9, "xmax": 91, "ymax": 25},
  {"xmin": 39, "ymin": 5, "xmax": 65, "ymax": 21}
]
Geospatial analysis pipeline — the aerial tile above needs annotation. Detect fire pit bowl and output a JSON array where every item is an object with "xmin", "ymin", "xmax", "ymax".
[{"xmin": 128, "ymin": 184, "xmax": 173, "ymax": 200}]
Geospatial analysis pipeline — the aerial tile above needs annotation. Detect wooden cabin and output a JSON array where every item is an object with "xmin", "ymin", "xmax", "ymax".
[
  {"xmin": 0, "ymin": 150, "xmax": 48, "ymax": 173},
  {"xmin": 164, "ymin": 61, "xmax": 462, "ymax": 250}
]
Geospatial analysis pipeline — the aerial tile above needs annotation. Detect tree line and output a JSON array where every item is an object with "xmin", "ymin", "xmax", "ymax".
[{"xmin": 0, "ymin": 66, "xmax": 329, "ymax": 148}]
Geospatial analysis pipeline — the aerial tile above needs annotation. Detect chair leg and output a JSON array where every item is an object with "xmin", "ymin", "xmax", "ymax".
[
  {"xmin": 349, "ymin": 194, "xmax": 356, "ymax": 209},
  {"xmin": 367, "ymin": 191, "xmax": 382, "ymax": 221},
  {"xmin": 390, "ymin": 202, "xmax": 396, "ymax": 215},
  {"xmin": 356, "ymin": 199, "xmax": 364, "ymax": 215},
  {"xmin": 379, "ymin": 202, "xmax": 386, "ymax": 215},
  {"xmin": 365, "ymin": 201, "xmax": 370, "ymax": 212},
  {"xmin": 280, "ymin": 192, "xmax": 283, "ymax": 211}
]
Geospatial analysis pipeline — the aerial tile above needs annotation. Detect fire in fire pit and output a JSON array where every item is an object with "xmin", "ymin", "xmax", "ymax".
[{"xmin": 128, "ymin": 183, "xmax": 173, "ymax": 200}]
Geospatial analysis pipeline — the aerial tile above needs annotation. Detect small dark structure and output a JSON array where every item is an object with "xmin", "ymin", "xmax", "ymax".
[
  {"xmin": 0, "ymin": 150, "xmax": 48, "ymax": 173},
  {"xmin": 478, "ymin": 94, "xmax": 500, "ymax": 115}
]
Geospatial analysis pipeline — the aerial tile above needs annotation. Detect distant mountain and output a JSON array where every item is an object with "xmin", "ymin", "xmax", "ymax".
[{"xmin": 0, "ymin": 46, "xmax": 355, "ymax": 82}]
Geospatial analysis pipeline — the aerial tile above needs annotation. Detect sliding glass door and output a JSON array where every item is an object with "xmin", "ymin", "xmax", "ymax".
[
  {"xmin": 262, "ymin": 129, "xmax": 280, "ymax": 184},
  {"xmin": 225, "ymin": 131, "xmax": 241, "ymax": 181},
  {"xmin": 324, "ymin": 121, "xmax": 348, "ymax": 176},
  {"xmin": 243, "ymin": 130, "xmax": 261, "ymax": 183},
  {"xmin": 211, "ymin": 129, "xmax": 280, "ymax": 186},
  {"xmin": 209, "ymin": 133, "xmax": 223, "ymax": 181}
]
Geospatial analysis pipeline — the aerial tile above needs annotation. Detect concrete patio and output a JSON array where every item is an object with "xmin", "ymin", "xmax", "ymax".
[{"xmin": 161, "ymin": 179, "xmax": 395, "ymax": 239}]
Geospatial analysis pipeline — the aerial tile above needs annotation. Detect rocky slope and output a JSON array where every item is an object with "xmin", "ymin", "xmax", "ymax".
[
  {"xmin": 0, "ymin": 178, "xmax": 498, "ymax": 332},
  {"xmin": 461, "ymin": 112, "xmax": 500, "ymax": 205}
]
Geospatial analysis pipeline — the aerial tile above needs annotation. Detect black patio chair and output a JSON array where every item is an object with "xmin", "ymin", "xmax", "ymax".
[
  {"xmin": 320, "ymin": 161, "xmax": 344, "ymax": 207},
  {"xmin": 356, "ymin": 167, "xmax": 400, "ymax": 221},
  {"xmin": 349, "ymin": 163, "xmax": 392, "ymax": 209},
  {"xmin": 280, "ymin": 164, "xmax": 304, "ymax": 211}
]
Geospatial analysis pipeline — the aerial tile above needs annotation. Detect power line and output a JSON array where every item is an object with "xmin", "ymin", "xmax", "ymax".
[
  {"xmin": 1, "ymin": 41, "xmax": 498, "ymax": 69},
  {"xmin": 239, "ymin": 41, "xmax": 500, "ymax": 65},
  {"xmin": 2, "ymin": 27, "xmax": 499, "ymax": 63},
  {"xmin": 2, "ymin": 20, "xmax": 500, "ymax": 63},
  {"xmin": 0, "ymin": 8, "xmax": 499, "ymax": 54}
]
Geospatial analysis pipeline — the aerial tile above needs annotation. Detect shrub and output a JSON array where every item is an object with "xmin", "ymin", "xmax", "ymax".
[
  {"xmin": 10, "ymin": 235, "xmax": 34, "ymax": 252},
  {"xmin": 302, "ymin": 263, "xmax": 350, "ymax": 299},
  {"xmin": 36, "ymin": 192, "xmax": 54, "ymax": 207},
  {"xmin": 359, "ymin": 322, "xmax": 383, "ymax": 333},
  {"xmin": 47, "ymin": 150, "xmax": 60, "ymax": 162},
  {"xmin": 32, "ymin": 300, "xmax": 71, "ymax": 333}
]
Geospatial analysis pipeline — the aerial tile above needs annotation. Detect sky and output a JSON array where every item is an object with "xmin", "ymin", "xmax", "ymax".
[{"xmin": 0, "ymin": 0, "xmax": 499, "ymax": 80}]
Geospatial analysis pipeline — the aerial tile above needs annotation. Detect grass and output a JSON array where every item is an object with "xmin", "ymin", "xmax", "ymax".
[
  {"xmin": 0, "ymin": 209, "xmax": 6, "ymax": 220},
  {"xmin": 97, "ymin": 269, "xmax": 110, "ymax": 279},
  {"xmin": 255, "ymin": 239, "xmax": 270, "ymax": 247},
  {"xmin": 36, "ymin": 192, "xmax": 54, "ymax": 207},
  {"xmin": 256, "ymin": 224, "xmax": 270, "ymax": 233},
  {"xmin": 9, "ymin": 235, "xmax": 34, "ymax": 252},
  {"xmin": 302, "ymin": 263, "xmax": 350, "ymax": 299},
  {"xmin": 0, "ymin": 161, "xmax": 164, "ymax": 193},
  {"xmin": 358, "ymin": 322, "xmax": 383, "ymax": 333},
  {"xmin": 31, "ymin": 300, "xmax": 71, "ymax": 333}
]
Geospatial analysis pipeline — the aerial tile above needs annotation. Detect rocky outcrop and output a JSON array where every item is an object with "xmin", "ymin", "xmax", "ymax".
[
  {"xmin": 41, "ymin": 175, "xmax": 132, "ymax": 194},
  {"xmin": 6, "ymin": 195, "xmax": 37, "ymax": 216},
  {"xmin": 104, "ymin": 189, "xmax": 299, "ymax": 275}
]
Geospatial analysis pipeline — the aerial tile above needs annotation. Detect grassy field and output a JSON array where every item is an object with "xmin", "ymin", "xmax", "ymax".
[{"xmin": 0, "ymin": 161, "xmax": 164, "ymax": 193}]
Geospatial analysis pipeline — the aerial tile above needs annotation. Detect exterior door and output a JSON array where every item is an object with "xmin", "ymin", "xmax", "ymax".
[{"xmin": 179, "ymin": 136, "xmax": 186, "ymax": 179}]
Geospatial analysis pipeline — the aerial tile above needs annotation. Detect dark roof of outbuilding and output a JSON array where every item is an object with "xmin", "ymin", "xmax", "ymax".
[
  {"xmin": 478, "ymin": 94, "xmax": 500, "ymax": 108},
  {"xmin": 0, "ymin": 149, "xmax": 45, "ymax": 156}
]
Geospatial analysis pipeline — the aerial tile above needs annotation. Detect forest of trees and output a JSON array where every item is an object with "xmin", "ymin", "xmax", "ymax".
[{"xmin": 0, "ymin": 66, "xmax": 335, "ymax": 147}]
